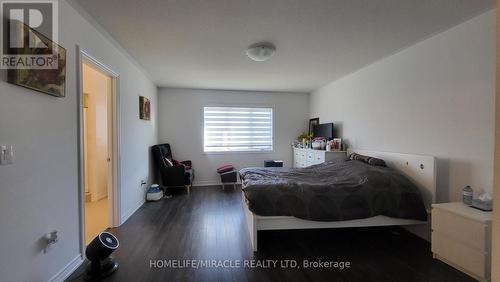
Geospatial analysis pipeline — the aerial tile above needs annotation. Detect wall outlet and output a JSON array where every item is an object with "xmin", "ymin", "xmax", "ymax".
[{"xmin": 0, "ymin": 145, "xmax": 14, "ymax": 165}]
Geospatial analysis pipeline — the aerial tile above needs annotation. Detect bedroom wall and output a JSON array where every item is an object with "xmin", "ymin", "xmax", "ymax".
[
  {"xmin": 310, "ymin": 10, "xmax": 495, "ymax": 203},
  {"xmin": 158, "ymin": 88, "xmax": 309, "ymax": 185},
  {"xmin": 0, "ymin": 1, "xmax": 157, "ymax": 281},
  {"xmin": 492, "ymin": 1, "xmax": 499, "ymax": 280}
]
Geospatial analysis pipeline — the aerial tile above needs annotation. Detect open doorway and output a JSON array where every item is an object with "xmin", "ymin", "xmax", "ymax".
[
  {"xmin": 78, "ymin": 48, "xmax": 120, "ymax": 250},
  {"xmin": 82, "ymin": 62, "xmax": 113, "ymax": 244}
]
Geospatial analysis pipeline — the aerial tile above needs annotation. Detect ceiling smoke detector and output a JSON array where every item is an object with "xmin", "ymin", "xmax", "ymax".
[{"xmin": 246, "ymin": 42, "xmax": 276, "ymax": 62}]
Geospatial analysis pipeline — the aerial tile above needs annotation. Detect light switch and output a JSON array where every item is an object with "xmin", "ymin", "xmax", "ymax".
[{"xmin": 0, "ymin": 145, "xmax": 14, "ymax": 165}]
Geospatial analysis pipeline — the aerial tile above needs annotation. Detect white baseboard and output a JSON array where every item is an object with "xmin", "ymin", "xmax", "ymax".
[
  {"xmin": 192, "ymin": 181, "xmax": 219, "ymax": 187},
  {"xmin": 50, "ymin": 254, "xmax": 84, "ymax": 282},
  {"xmin": 120, "ymin": 200, "xmax": 145, "ymax": 225}
]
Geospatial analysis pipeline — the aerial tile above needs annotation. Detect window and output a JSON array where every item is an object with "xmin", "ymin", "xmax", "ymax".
[{"xmin": 204, "ymin": 106, "xmax": 273, "ymax": 152}]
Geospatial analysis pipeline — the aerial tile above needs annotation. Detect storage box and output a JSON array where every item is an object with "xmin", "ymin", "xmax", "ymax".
[{"xmin": 264, "ymin": 160, "xmax": 283, "ymax": 167}]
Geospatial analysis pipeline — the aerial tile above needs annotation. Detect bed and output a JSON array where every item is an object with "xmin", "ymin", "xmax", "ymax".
[{"xmin": 240, "ymin": 149, "xmax": 436, "ymax": 252}]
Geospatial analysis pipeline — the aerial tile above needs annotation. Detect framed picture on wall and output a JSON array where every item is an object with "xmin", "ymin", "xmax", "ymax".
[
  {"xmin": 308, "ymin": 118, "xmax": 319, "ymax": 136},
  {"xmin": 6, "ymin": 23, "xmax": 66, "ymax": 97},
  {"xmin": 139, "ymin": 96, "xmax": 151, "ymax": 120}
]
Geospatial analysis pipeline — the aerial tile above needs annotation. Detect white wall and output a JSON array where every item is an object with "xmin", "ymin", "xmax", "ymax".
[
  {"xmin": 492, "ymin": 2, "xmax": 500, "ymax": 280},
  {"xmin": 0, "ymin": 1, "xmax": 157, "ymax": 281},
  {"xmin": 310, "ymin": 10, "xmax": 495, "ymax": 202},
  {"xmin": 158, "ymin": 88, "xmax": 309, "ymax": 185}
]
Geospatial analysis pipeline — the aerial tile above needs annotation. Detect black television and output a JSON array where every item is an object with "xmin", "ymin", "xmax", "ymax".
[{"xmin": 313, "ymin": 123, "xmax": 334, "ymax": 139}]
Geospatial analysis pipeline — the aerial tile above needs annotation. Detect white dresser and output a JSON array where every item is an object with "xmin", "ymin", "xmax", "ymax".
[
  {"xmin": 293, "ymin": 147, "xmax": 347, "ymax": 168},
  {"xmin": 431, "ymin": 202, "xmax": 492, "ymax": 282}
]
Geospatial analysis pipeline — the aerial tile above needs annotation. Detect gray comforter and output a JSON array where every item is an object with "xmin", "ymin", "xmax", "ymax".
[{"xmin": 240, "ymin": 159, "xmax": 427, "ymax": 221}]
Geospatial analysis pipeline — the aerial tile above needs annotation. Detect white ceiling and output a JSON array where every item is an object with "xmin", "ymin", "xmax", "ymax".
[{"xmin": 73, "ymin": 0, "xmax": 493, "ymax": 93}]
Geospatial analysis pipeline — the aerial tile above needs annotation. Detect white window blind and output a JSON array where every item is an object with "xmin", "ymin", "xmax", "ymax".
[{"xmin": 204, "ymin": 106, "xmax": 273, "ymax": 152}]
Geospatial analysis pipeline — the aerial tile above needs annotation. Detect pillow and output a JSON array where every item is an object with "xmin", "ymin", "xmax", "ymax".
[
  {"xmin": 349, "ymin": 153, "xmax": 386, "ymax": 167},
  {"xmin": 170, "ymin": 159, "xmax": 192, "ymax": 170},
  {"xmin": 217, "ymin": 164, "xmax": 235, "ymax": 174},
  {"xmin": 349, "ymin": 153, "xmax": 367, "ymax": 161},
  {"xmin": 367, "ymin": 157, "xmax": 387, "ymax": 167}
]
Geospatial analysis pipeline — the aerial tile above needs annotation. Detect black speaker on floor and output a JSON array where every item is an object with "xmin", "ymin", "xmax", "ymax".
[{"xmin": 84, "ymin": 232, "xmax": 119, "ymax": 281}]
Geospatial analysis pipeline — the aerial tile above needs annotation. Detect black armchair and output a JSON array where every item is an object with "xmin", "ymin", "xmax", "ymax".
[{"xmin": 152, "ymin": 143, "xmax": 194, "ymax": 193}]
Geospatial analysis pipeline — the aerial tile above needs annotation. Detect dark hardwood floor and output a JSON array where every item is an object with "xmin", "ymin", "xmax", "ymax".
[{"xmin": 68, "ymin": 186, "xmax": 475, "ymax": 282}]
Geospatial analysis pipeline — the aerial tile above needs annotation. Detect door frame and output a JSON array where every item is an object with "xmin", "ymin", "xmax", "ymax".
[{"xmin": 76, "ymin": 45, "xmax": 121, "ymax": 255}]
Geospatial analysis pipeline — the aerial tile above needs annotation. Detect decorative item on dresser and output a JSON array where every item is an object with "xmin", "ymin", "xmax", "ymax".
[
  {"xmin": 293, "ymin": 147, "xmax": 347, "ymax": 168},
  {"xmin": 431, "ymin": 202, "xmax": 492, "ymax": 282},
  {"xmin": 331, "ymin": 138, "xmax": 342, "ymax": 151},
  {"xmin": 297, "ymin": 132, "xmax": 313, "ymax": 149},
  {"xmin": 308, "ymin": 118, "xmax": 319, "ymax": 136}
]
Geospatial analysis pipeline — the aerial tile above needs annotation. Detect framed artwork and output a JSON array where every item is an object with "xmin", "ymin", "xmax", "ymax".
[
  {"xmin": 139, "ymin": 96, "xmax": 151, "ymax": 120},
  {"xmin": 332, "ymin": 138, "xmax": 342, "ymax": 151},
  {"xmin": 308, "ymin": 118, "xmax": 319, "ymax": 136},
  {"xmin": 7, "ymin": 23, "xmax": 66, "ymax": 97}
]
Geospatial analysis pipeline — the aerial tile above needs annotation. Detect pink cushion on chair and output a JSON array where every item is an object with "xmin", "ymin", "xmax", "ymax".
[
  {"xmin": 173, "ymin": 159, "xmax": 192, "ymax": 170},
  {"xmin": 217, "ymin": 164, "xmax": 235, "ymax": 174}
]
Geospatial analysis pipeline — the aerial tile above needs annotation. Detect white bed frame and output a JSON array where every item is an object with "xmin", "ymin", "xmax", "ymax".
[{"xmin": 243, "ymin": 149, "xmax": 437, "ymax": 252}]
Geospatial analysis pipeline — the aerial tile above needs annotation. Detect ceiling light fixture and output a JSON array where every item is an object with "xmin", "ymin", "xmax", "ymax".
[{"xmin": 246, "ymin": 42, "xmax": 276, "ymax": 62}]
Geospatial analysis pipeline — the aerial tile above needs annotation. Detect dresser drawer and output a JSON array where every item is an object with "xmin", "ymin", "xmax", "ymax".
[
  {"xmin": 313, "ymin": 151, "xmax": 324, "ymax": 162},
  {"xmin": 432, "ymin": 208, "xmax": 486, "ymax": 251},
  {"xmin": 432, "ymin": 231, "xmax": 486, "ymax": 279}
]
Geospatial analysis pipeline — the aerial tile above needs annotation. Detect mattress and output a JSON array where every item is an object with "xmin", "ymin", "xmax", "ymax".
[{"xmin": 239, "ymin": 159, "xmax": 427, "ymax": 222}]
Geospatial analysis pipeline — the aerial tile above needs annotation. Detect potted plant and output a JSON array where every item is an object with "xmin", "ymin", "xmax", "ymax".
[{"xmin": 297, "ymin": 132, "xmax": 313, "ymax": 148}]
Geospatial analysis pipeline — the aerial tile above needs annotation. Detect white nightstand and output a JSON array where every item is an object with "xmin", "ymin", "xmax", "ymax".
[{"xmin": 431, "ymin": 202, "xmax": 492, "ymax": 282}]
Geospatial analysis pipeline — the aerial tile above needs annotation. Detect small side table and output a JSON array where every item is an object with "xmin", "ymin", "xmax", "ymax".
[
  {"xmin": 431, "ymin": 202, "xmax": 492, "ymax": 282},
  {"xmin": 219, "ymin": 170, "xmax": 238, "ymax": 190}
]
